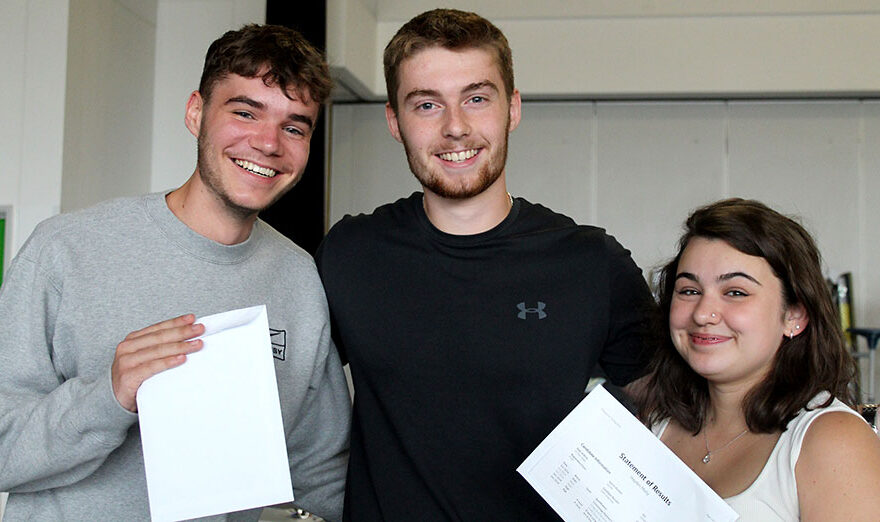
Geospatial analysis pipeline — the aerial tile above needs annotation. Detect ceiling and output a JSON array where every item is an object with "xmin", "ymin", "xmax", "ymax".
[{"xmin": 370, "ymin": 0, "xmax": 880, "ymax": 21}]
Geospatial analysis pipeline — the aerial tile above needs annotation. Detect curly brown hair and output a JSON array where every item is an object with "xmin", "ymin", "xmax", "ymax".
[
  {"xmin": 638, "ymin": 198, "xmax": 858, "ymax": 434},
  {"xmin": 199, "ymin": 24, "xmax": 332, "ymax": 105},
  {"xmin": 383, "ymin": 9, "xmax": 514, "ymax": 113}
]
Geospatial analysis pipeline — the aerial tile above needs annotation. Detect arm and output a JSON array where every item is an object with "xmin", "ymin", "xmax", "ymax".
[
  {"xmin": 599, "ymin": 238, "xmax": 657, "ymax": 386},
  {"xmin": 286, "ymin": 322, "xmax": 351, "ymax": 522},
  {"xmin": 796, "ymin": 411, "xmax": 880, "ymax": 521},
  {"xmin": 0, "ymin": 253, "xmax": 202, "ymax": 492}
]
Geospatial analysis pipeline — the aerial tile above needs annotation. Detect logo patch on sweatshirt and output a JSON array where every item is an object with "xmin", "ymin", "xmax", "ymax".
[{"xmin": 270, "ymin": 328, "xmax": 287, "ymax": 360}]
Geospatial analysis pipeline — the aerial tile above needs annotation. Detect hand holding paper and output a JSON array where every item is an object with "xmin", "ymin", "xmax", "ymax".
[
  {"xmin": 137, "ymin": 305, "xmax": 294, "ymax": 522},
  {"xmin": 518, "ymin": 385, "xmax": 739, "ymax": 522},
  {"xmin": 112, "ymin": 314, "xmax": 205, "ymax": 412}
]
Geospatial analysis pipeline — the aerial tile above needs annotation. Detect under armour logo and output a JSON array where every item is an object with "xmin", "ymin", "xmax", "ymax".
[{"xmin": 517, "ymin": 302, "xmax": 547, "ymax": 320}]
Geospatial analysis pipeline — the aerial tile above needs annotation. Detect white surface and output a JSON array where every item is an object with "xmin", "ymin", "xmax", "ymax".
[
  {"xmin": 137, "ymin": 305, "xmax": 293, "ymax": 521},
  {"xmin": 518, "ymin": 386, "xmax": 737, "ymax": 521},
  {"xmin": 373, "ymin": 0, "xmax": 880, "ymax": 20},
  {"xmin": 329, "ymin": 4, "xmax": 880, "ymax": 99},
  {"xmin": 61, "ymin": 0, "xmax": 157, "ymax": 213},
  {"xmin": 0, "ymin": 0, "xmax": 68, "ymax": 257}
]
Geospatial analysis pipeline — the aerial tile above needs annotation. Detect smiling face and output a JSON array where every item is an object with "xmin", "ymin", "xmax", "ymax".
[
  {"xmin": 385, "ymin": 46, "xmax": 521, "ymax": 199},
  {"xmin": 669, "ymin": 237, "xmax": 805, "ymax": 389},
  {"xmin": 185, "ymin": 73, "xmax": 320, "ymax": 219}
]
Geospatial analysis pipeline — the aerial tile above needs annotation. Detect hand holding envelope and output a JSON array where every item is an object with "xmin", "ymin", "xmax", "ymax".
[
  {"xmin": 112, "ymin": 314, "xmax": 205, "ymax": 412},
  {"xmin": 137, "ymin": 305, "xmax": 294, "ymax": 522}
]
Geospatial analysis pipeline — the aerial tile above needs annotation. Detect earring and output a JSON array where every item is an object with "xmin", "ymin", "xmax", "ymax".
[{"xmin": 710, "ymin": 313, "xmax": 717, "ymax": 318}]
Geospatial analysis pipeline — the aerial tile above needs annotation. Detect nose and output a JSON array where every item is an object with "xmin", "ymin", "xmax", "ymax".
[
  {"xmin": 692, "ymin": 295, "xmax": 720, "ymax": 325},
  {"xmin": 249, "ymin": 123, "xmax": 282, "ymax": 156},
  {"xmin": 442, "ymin": 106, "xmax": 470, "ymax": 139}
]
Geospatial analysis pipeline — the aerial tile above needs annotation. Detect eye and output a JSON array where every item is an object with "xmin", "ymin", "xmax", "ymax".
[
  {"xmin": 469, "ymin": 95, "xmax": 486, "ymax": 104},
  {"xmin": 725, "ymin": 289, "xmax": 749, "ymax": 297},
  {"xmin": 284, "ymin": 125, "xmax": 305, "ymax": 137},
  {"xmin": 416, "ymin": 102, "xmax": 436, "ymax": 111},
  {"xmin": 676, "ymin": 287, "xmax": 701, "ymax": 296},
  {"xmin": 233, "ymin": 110, "xmax": 254, "ymax": 119}
]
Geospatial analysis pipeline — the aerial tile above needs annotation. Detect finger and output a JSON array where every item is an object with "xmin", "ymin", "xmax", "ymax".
[
  {"xmin": 118, "ymin": 322, "xmax": 205, "ymax": 356},
  {"xmin": 116, "ymin": 337, "xmax": 204, "ymax": 372},
  {"xmin": 115, "ymin": 343, "xmax": 201, "ymax": 412},
  {"xmin": 125, "ymin": 314, "xmax": 196, "ymax": 341}
]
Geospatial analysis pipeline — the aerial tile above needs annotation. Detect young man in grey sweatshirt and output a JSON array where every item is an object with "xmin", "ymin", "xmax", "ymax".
[{"xmin": 0, "ymin": 24, "xmax": 350, "ymax": 521}]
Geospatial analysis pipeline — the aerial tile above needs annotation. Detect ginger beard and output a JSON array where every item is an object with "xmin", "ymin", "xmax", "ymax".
[{"xmin": 400, "ymin": 112, "xmax": 511, "ymax": 200}]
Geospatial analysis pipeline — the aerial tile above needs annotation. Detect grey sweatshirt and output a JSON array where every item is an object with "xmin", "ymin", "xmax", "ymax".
[{"xmin": 0, "ymin": 193, "xmax": 350, "ymax": 521}]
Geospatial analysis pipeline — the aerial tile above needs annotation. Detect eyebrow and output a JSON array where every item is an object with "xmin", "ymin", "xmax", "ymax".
[
  {"xmin": 402, "ymin": 80, "xmax": 500, "ymax": 105},
  {"xmin": 225, "ymin": 96, "xmax": 314, "ymax": 129},
  {"xmin": 463, "ymin": 80, "xmax": 499, "ymax": 94},
  {"xmin": 675, "ymin": 271, "xmax": 762, "ymax": 286}
]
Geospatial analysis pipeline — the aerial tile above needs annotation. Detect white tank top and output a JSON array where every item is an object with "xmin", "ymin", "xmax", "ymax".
[{"xmin": 652, "ymin": 393, "xmax": 860, "ymax": 521}]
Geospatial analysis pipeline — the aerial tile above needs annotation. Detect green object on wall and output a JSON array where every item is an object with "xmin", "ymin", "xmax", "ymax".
[{"xmin": 0, "ymin": 217, "xmax": 5, "ymax": 287}]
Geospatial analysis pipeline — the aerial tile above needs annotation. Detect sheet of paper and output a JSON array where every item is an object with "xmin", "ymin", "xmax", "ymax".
[
  {"xmin": 137, "ymin": 305, "xmax": 293, "ymax": 522},
  {"xmin": 518, "ymin": 385, "xmax": 739, "ymax": 522}
]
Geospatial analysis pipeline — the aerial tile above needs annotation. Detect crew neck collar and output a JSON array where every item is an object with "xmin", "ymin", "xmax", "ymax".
[
  {"xmin": 144, "ymin": 192, "xmax": 261, "ymax": 264},
  {"xmin": 413, "ymin": 192, "xmax": 521, "ymax": 247}
]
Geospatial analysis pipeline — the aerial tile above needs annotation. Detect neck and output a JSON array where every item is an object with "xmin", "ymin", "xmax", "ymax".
[
  {"xmin": 165, "ymin": 172, "xmax": 257, "ymax": 245},
  {"xmin": 705, "ymin": 381, "xmax": 752, "ymax": 430},
  {"xmin": 422, "ymin": 178, "xmax": 512, "ymax": 235}
]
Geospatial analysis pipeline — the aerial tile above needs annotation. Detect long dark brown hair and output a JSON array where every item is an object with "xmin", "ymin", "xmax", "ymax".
[{"xmin": 638, "ymin": 198, "xmax": 857, "ymax": 434}]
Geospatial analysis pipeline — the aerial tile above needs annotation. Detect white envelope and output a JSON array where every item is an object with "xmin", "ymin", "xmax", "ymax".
[{"xmin": 137, "ymin": 305, "xmax": 294, "ymax": 522}]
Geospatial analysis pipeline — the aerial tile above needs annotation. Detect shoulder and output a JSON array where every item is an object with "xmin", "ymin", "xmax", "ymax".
[
  {"xmin": 253, "ymin": 220, "xmax": 325, "ymax": 291},
  {"xmin": 256, "ymin": 219, "xmax": 315, "ymax": 266},
  {"xmin": 17, "ymin": 195, "xmax": 148, "ymax": 263},
  {"xmin": 795, "ymin": 399, "xmax": 880, "ymax": 519},
  {"xmin": 328, "ymin": 194, "xmax": 418, "ymax": 234},
  {"xmin": 320, "ymin": 194, "xmax": 420, "ymax": 257},
  {"xmin": 515, "ymin": 199, "xmax": 633, "ymax": 254},
  {"xmin": 798, "ymin": 407, "xmax": 877, "ymax": 464}
]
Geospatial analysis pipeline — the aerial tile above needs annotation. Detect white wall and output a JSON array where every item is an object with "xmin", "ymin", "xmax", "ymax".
[
  {"xmin": 329, "ymin": 100, "xmax": 880, "ymax": 400},
  {"xmin": 0, "ymin": 0, "xmax": 264, "ymax": 267},
  {"xmin": 329, "ymin": 3, "xmax": 880, "ymax": 100},
  {"xmin": 150, "ymin": 0, "xmax": 266, "ymax": 194},
  {"xmin": 61, "ymin": 0, "xmax": 158, "ymax": 213},
  {"xmin": 0, "ymin": 0, "xmax": 69, "ymax": 262}
]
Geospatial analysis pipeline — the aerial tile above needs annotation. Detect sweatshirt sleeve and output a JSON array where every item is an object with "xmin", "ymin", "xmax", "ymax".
[
  {"xmin": 286, "ymin": 320, "xmax": 351, "ymax": 522},
  {"xmin": 0, "ymin": 248, "xmax": 137, "ymax": 493}
]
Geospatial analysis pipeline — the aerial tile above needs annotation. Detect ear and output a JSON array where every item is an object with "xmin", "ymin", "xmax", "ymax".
[
  {"xmin": 507, "ymin": 89, "xmax": 522, "ymax": 133},
  {"xmin": 385, "ymin": 102, "xmax": 403, "ymax": 144},
  {"xmin": 784, "ymin": 304, "xmax": 809, "ymax": 338},
  {"xmin": 184, "ymin": 91, "xmax": 204, "ymax": 139}
]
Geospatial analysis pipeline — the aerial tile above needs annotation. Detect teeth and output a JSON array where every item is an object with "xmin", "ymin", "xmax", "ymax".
[
  {"xmin": 235, "ymin": 159, "xmax": 277, "ymax": 178},
  {"xmin": 438, "ymin": 149, "xmax": 478, "ymax": 162}
]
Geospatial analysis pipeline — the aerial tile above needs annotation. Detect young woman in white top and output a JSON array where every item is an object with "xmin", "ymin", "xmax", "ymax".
[{"xmin": 636, "ymin": 198, "xmax": 880, "ymax": 521}]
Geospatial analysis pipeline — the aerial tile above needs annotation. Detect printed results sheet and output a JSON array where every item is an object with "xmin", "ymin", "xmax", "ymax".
[{"xmin": 518, "ymin": 385, "xmax": 738, "ymax": 522}]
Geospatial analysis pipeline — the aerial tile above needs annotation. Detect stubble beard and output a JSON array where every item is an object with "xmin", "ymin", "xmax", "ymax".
[
  {"xmin": 196, "ymin": 129, "xmax": 284, "ymax": 220},
  {"xmin": 402, "ymin": 122, "xmax": 510, "ymax": 200}
]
